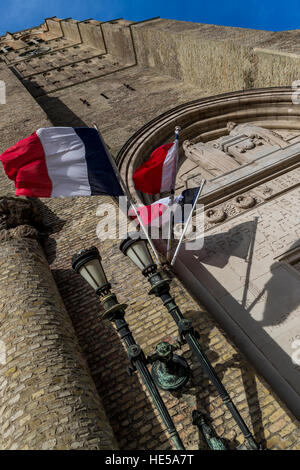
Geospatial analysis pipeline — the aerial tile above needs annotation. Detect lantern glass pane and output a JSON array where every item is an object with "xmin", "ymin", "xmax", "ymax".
[
  {"xmin": 78, "ymin": 258, "xmax": 108, "ymax": 290},
  {"xmin": 126, "ymin": 239, "xmax": 154, "ymax": 271}
]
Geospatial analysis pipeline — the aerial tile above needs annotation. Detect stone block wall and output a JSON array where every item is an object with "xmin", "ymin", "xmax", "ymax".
[
  {"xmin": 0, "ymin": 64, "xmax": 50, "ymax": 155},
  {"xmin": 100, "ymin": 21, "xmax": 136, "ymax": 64},
  {"xmin": 78, "ymin": 21, "xmax": 106, "ymax": 52},
  {"xmin": 254, "ymin": 50, "xmax": 300, "ymax": 88},
  {"xmin": 130, "ymin": 19, "xmax": 300, "ymax": 92},
  {"xmin": 45, "ymin": 18, "xmax": 63, "ymax": 37},
  {"xmin": 60, "ymin": 19, "xmax": 82, "ymax": 43}
]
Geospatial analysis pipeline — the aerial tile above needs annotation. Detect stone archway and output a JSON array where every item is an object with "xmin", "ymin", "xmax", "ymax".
[{"xmin": 117, "ymin": 87, "xmax": 300, "ymax": 206}]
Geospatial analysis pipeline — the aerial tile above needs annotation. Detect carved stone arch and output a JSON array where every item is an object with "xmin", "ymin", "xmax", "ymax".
[{"xmin": 117, "ymin": 87, "xmax": 300, "ymax": 206}]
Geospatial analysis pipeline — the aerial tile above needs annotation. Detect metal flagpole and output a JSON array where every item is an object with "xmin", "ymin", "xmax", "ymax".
[
  {"xmin": 166, "ymin": 126, "xmax": 180, "ymax": 263},
  {"xmin": 166, "ymin": 190, "xmax": 175, "ymax": 263},
  {"xmin": 170, "ymin": 179, "xmax": 206, "ymax": 267},
  {"xmin": 93, "ymin": 123, "xmax": 161, "ymax": 265}
]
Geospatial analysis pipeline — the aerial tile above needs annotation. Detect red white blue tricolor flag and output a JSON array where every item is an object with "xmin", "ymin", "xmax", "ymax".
[
  {"xmin": 0, "ymin": 127, "xmax": 124, "ymax": 198},
  {"xmin": 133, "ymin": 140, "xmax": 178, "ymax": 195},
  {"xmin": 129, "ymin": 187, "xmax": 201, "ymax": 227}
]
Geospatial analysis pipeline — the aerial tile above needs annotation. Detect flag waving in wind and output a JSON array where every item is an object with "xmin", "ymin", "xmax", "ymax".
[
  {"xmin": 129, "ymin": 187, "xmax": 201, "ymax": 227},
  {"xmin": 132, "ymin": 140, "xmax": 178, "ymax": 195},
  {"xmin": 0, "ymin": 127, "xmax": 124, "ymax": 198}
]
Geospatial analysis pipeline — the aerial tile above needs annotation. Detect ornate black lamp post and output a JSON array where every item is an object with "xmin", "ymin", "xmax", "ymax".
[
  {"xmin": 120, "ymin": 233, "xmax": 262, "ymax": 451},
  {"xmin": 72, "ymin": 246, "xmax": 185, "ymax": 451},
  {"xmin": 147, "ymin": 341, "xmax": 190, "ymax": 391},
  {"xmin": 192, "ymin": 410, "xmax": 227, "ymax": 450}
]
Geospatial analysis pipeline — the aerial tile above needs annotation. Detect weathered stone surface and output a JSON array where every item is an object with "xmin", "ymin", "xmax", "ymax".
[
  {"xmin": 0, "ymin": 16, "xmax": 299, "ymax": 451},
  {"xmin": 0, "ymin": 197, "xmax": 45, "ymax": 240}
]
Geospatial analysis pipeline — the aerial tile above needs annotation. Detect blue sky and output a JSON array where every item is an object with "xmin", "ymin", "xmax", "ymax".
[{"xmin": 1, "ymin": 0, "xmax": 300, "ymax": 35}]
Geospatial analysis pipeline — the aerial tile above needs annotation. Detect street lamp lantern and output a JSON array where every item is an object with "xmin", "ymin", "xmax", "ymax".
[
  {"xmin": 71, "ymin": 244, "xmax": 185, "ymax": 450},
  {"xmin": 119, "ymin": 233, "xmax": 262, "ymax": 450},
  {"xmin": 119, "ymin": 232, "xmax": 156, "ymax": 276},
  {"xmin": 71, "ymin": 246, "xmax": 111, "ymax": 296},
  {"xmin": 73, "ymin": 239, "xmax": 262, "ymax": 450}
]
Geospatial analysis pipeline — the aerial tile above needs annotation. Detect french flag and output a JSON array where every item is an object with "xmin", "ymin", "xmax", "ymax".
[
  {"xmin": 133, "ymin": 140, "xmax": 178, "ymax": 195},
  {"xmin": 0, "ymin": 127, "xmax": 124, "ymax": 198},
  {"xmin": 129, "ymin": 196, "xmax": 171, "ymax": 227},
  {"xmin": 129, "ymin": 187, "xmax": 200, "ymax": 227}
]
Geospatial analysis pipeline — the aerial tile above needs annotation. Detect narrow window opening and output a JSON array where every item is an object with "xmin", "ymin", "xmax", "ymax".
[
  {"xmin": 123, "ymin": 83, "xmax": 135, "ymax": 91},
  {"xmin": 80, "ymin": 98, "xmax": 91, "ymax": 107}
]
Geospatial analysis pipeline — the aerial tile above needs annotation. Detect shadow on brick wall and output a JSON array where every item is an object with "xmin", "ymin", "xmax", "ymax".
[
  {"xmin": 177, "ymin": 259, "xmax": 299, "ymax": 448},
  {"xmin": 10, "ymin": 69, "xmax": 88, "ymax": 128},
  {"xmin": 27, "ymin": 198, "xmax": 66, "ymax": 264},
  {"xmin": 37, "ymin": 94, "xmax": 88, "ymax": 128}
]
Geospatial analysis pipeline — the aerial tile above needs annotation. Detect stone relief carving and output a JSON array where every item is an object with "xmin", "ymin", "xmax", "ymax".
[
  {"xmin": 205, "ymin": 208, "xmax": 227, "ymax": 224},
  {"xmin": 226, "ymin": 122, "xmax": 288, "ymax": 148},
  {"xmin": 234, "ymin": 195, "xmax": 256, "ymax": 209},
  {"xmin": 0, "ymin": 196, "xmax": 44, "ymax": 241},
  {"xmin": 213, "ymin": 136, "xmax": 258, "ymax": 153},
  {"xmin": 182, "ymin": 139, "xmax": 239, "ymax": 179},
  {"xmin": 181, "ymin": 121, "xmax": 290, "ymax": 185},
  {"xmin": 212, "ymin": 134, "xmax": 263, "ymax": 157}
]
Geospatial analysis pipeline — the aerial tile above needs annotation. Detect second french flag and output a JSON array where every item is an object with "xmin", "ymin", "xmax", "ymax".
[{"xmin": 132, "ymin": 140, "xmax": 178, "ymax": 195}]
